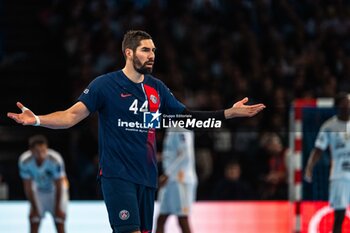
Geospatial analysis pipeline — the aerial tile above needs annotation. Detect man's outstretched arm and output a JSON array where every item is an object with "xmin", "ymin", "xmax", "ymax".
[
  {"xmin": 183, "ymin": 97, "xmax": 266, "ymax": 120},
  {"xmin": 224, "ymin": 97, "xmax": 265, "ymax": 119},
  {"xmin": 7, "ymin": 101, "xmax": 90, "ymax": 129}
]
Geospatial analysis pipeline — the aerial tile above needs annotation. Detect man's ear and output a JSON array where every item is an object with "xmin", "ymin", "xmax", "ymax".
[{"xmin": 125, "ymin": 48, "xmax": 133, "ymax": 59}]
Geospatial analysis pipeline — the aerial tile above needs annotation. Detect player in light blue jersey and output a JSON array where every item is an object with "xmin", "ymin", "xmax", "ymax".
[
  {"xmin": 18, "ymin": 135, "xmax": 69, "ymax": 233},
  {"xmin": 156, "ymin": 127, "xmax": 197, "ymax": 233},
  {"xmin": 305, "ymin": 92, "xmax": 350, "ymax": 233}
]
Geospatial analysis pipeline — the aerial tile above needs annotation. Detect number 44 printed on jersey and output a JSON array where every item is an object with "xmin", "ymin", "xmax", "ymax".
[{"xmin": 128, "ymin": 99, "xmax": 161, "ymax": 129}]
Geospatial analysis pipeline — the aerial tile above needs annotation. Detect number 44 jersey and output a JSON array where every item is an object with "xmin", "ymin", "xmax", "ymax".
[{"xmin": 78, "ymin": 70, "xmax": 185, "ymax": 188}]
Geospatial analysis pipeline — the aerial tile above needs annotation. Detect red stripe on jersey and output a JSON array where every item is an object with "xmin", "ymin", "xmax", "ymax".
[
  {"xmin": 143, "ymin": 84, "xmax": 160, "ymax": 112},
  {"xmin": 146, "ymin": 129, "xmax": 156, "ymax": 163},
  {"xmin": 143, "ymin": 84, "xmax": 160, "ymax": 164}
]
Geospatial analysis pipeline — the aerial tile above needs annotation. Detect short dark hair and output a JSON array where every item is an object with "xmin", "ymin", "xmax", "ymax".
[
  {"xmin": 122, "ymin": 30, "xmax": 152, "ymax": 58},
  {"xmin": 28, "ymin": 135, "xmax": 48, "ymax": 148},
  {"xmin": 334, "ymin": 92, "xmax": 349, "ymax": 107}
]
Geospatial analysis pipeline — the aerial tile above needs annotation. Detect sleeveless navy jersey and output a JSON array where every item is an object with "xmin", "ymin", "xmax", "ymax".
[{"xmin": 78, "ymin": 70, "xmax": 185, "ymax": 188}]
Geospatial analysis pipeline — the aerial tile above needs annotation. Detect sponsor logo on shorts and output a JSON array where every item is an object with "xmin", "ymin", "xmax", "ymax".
[{"xmin": 119, "ymin": 210, "xmax": 130, "ymax": 220}]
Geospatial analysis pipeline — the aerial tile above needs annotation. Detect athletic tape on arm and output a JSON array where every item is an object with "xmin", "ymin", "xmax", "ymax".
[
  {"xmin": 21, "ymin": 106, "xmax": 40, "ymax": 126},
  {"xmin": 34, "ymin": 115, "xmax": 41, "ymax": 126}
]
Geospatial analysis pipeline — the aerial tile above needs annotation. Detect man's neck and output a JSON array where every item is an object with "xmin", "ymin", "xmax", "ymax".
[
  {"xmin": 122, "ymin": 66, "xmax": 144, "ymax": 83},
  {"xmin": 35, "ymin": 158, "xmax": 44, "ymax": 167}
]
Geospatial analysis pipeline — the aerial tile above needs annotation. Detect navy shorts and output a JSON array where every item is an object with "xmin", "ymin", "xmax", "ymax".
[{"xmin": 100, "ymin": 176, "xmax": 156, "ymax": 233}]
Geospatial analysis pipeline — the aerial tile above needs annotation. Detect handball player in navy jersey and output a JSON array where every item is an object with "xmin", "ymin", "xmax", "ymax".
[{"xmin": 8, "ymin": 30, "xmax": 265, "ymax": 233}]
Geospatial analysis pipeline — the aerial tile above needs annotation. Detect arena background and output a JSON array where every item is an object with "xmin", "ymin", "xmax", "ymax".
[{"xmin": 1, "ymin": 0, "xmax": 350, "ymax": 232}]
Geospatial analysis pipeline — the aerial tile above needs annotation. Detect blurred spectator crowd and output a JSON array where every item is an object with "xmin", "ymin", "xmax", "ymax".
[{"xmin": 3, "ymin": 0, "xmax": 350, "ymax": 200}]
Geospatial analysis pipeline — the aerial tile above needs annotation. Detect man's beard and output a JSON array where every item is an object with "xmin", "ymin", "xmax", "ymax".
[{"xmin": 133, "ymin": 56, "xmax": 153, "ymax": 74}]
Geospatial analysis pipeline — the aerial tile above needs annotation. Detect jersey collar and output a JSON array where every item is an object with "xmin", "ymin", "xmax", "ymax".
[{"xmin": 115, "ymin": 70, "xmax": 149, "ymax": 100}]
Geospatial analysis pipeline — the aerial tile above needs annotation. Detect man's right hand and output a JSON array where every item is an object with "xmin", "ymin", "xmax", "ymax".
[{"xmin": 7, "ymin": 102, "xmax": 37, "ymax": 125}]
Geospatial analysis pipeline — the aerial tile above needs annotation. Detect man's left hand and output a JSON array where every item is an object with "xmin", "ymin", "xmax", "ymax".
[{"xmin": 225, "ymin": 97, "xmax": 265, "ymax": 119}]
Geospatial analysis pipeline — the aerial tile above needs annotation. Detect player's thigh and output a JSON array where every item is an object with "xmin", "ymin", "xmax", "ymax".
[
  {"xmin": 34, "ymin": 190, "xmax": 52, "ymax": 218},
  {"xmin": 329, "ymin": 179, "xmax": 350, "ymax": 210},
  {"xmin": 43, "ymin": 188, "xmax": 69, "ymax": 216},
  {"xmin": 138, "ymin": 185, "xmax": 156, "ymax": 232},
  {"xmin": 159, "ymin": 182, "xmax": 196, "ymax": 216},
  {"xmin": 59, "ymin": 188, "xmax": 69, "ymax": 214},
  {"xmin": 158, "ymin": 182, "xmax": 176, "ymax": 214},
  {"xmin": 178, "ymin": 183, "xmax": 196, "ymax": 216},
  {"xmin": 101, "ymin": 177, "xmax": 141, "ymax": 232}
]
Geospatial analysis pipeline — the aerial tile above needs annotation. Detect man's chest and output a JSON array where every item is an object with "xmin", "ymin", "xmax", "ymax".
[
  {"xmin": 102, "ymin": 83, "xmax": 161, "ymax": 119},
  {"xmin": 29, "ymin": 164, "xmax": 55, "ymax": 182},
  {"xmin": 329, "ymin": 131, "xmax": 350, "ymax": 151}
]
